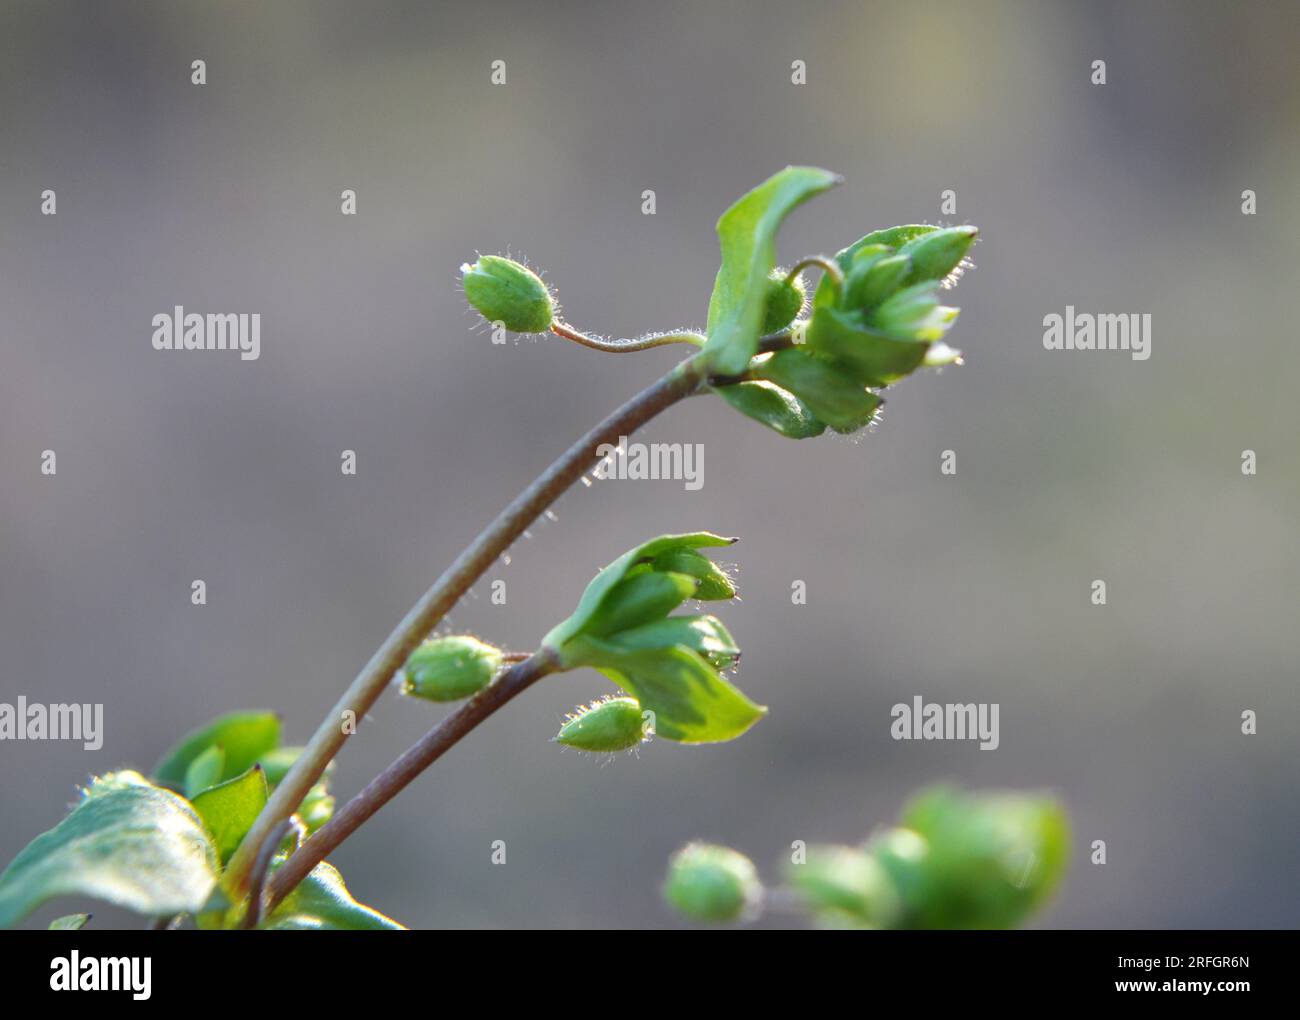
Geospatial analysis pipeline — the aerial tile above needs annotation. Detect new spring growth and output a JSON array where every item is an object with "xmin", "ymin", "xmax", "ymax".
[
  {"xmin": 541, "ymin": 533, "xmax": 762, "ymax": 744},
  {"xmin": 668, "ymin": 786, "xmax": 1069, "ymax": 929},
  {"xmin": 555, "ymin": 696, "xmax": 650, "ymax": 752},
  {"xmin": 401, "ymin": 635, "xmax": 504, "ymax": 702},
  {"xmin": 663, "ymin": 843, "xmax": 762, "ymax": 922},
  {"xmin": 461, "ymin": 255, "xmax": 555, "ymax": 333}
]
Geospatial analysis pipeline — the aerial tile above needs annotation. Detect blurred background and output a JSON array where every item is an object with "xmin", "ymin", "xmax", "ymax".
[{"xmin": 1, "ymin": 0, "xmax": 1297, "ymax": 928}]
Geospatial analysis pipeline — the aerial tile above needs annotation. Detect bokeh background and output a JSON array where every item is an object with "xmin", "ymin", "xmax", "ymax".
[{"xmin": 2, "ymin": 0, "xmax": 1297, "ymax": 929}]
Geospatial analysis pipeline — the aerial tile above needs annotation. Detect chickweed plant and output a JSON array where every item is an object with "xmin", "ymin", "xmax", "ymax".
[{"xmin": 0, "ymin": 168, "xmax": 1068, "ymax": 930}]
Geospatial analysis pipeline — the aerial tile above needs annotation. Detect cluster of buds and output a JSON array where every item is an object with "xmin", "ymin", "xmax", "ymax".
[
  {"xmin": 717, "ymin": 224, "xmax": 977, "ymax": 439},
  {"xmin": 665, "ymin": 786, "xmax": 1068, "ymax": 927}
]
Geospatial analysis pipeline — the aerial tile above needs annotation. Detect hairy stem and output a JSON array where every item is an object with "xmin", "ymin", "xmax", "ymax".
[
  {"xmin": 224, "ymin": 352, "xmax": 708, "ymax": 896},
  {"xmin": 262, "ymin": 651, "xmax": 559, "ymax": 914},
  {"xmin": 551, "ymin": 321, "xmax": 705, "ymax": 352}
]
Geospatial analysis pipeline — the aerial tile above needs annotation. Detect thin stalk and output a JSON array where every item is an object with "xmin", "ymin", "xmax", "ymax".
[
  {"xmin": 261, "ymin": 651, "xmax": 558, "ymax": 914},
  {"xmin": 551, "ymin": 321, "xmax": 705, "ymax": 353},
  {"xmin": 224, "ymin": 352, "xmax": 709, "ymax": 896}
]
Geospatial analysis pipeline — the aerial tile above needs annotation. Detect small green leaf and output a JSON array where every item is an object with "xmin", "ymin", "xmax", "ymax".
[
  {"xmin": 542, "ymin": 533, "xmax": 735, "ymax": 651},
  {"xmin": 190, "ymin": 766, "xmax": 270, "ymax": 864},
  {"xmin": 183, "ymin": 745, "xmax": 226, "ymax": 798},
  {"xmin": 704, "ymin": 167, "xmax": 841, "ymax": 376},
  {"xmin": 755, "ymin": 347, "xmax": 882, "ymax": 432},
  {"xmin": 0, "ymin": 771, "xmax": 218, "ymax": 929},
  {"xmin": 563, "ymin": 637, "xmax": 765, "ymax": 743},
  {"xmin": 47, "ymin": 913, "xmax": 91, "ymax": 930},
  {"xmin": 261, "ymin": 861, "xmax": 404, "ymax": 930},
  {"xmin": 153, "ymin": 710, "xmax": 281, "ymax": 790},
  {"xmin": 715, "ymin": 380, "xmax": 827, "ymax": 439}
]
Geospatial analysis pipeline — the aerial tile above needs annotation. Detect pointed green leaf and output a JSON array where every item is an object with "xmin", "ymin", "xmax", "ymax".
[
  {"xmin": 153, "ymin": 710, "xmax": 281, "ymax": 790},
  {"xmin": 704, "ymin": 167, "xmax": 841, "ymax": 375},
  {"xmin": 755, "ymin": 347, "xmax": 882, "ymax": 432},
  {"xmin": 261, "ymin": 860, "xmax": 405, "ymax": 930},
  {"xmin": 564, "ymin": 637, "xmax": 765, "ymax": 743},
  {"xmin": 542, "ymin": 533, "xmax": 735, "ymax": 651},
  {"xmin": 47, "ymin": 913, "xmax": 91, "ymax": 930},
  {"xmin": 715, "ymin": 380, "xmax": 827, "ymax": 439},
  {"xmin": 183, "ymin": 745, "xmax": 226, "ymax": 798},
  {"xmin": 0, "ymin": 771, "xmax": 218, "ymax": 928},
  {"xmin": 190, "ymin": 766, "xmax": 269, "ymax": 864},
  {"xmin": 806, "ymin": 306, "xmax": 929, "ymax": 388}
]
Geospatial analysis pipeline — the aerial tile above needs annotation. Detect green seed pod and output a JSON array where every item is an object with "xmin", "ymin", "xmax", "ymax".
[
  {"xmin": 760, "ymin": 269, "xmax": 806, "ymax": 334},
  {"xmin": 787, "ymin": 845, "xmax": 901, "ymax": 928},
  {"xmin": 845, "ymin": 253, "xmax": 912, "ymax": 311},
  {"xmin": 460, "ymin": 255, "xmax": 555, "ymax": 333},
  {"xmin": 897, "ymin": 226, "xmax": 978, "ymax": 285},
  {"xmin": 652, "ymin": 548, "xmax": 736, "ymax": 601},
  {"xmin": 402, "ymin": 635, "xmax": 504, "ymax": 702},
  {"xmin": 664, "ymin": 843, "xmax": 762, "ymax": 922},
  {"xmin": 555, "ymin": 696, "xmax": 650, "ymax": 751}
]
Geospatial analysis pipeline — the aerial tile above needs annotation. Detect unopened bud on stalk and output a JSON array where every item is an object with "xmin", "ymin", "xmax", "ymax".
[
  {"xmin": 402, "ymin": 635, "xmax": 504, "ymax": 702},
  {"xmin": 555, "ymin": 696, "xmax": 650, "ymax": 752},
  {"xmin": 897, "ymin": 226, "xmax": 978, "ymax": 285},
  {"xmin": 761, "ymin": 269, "xmax": 806, "ymax": 334},
  {"xmin": 664, "ymin": 843, "xmax": 762, "ymax": 922},
  {"xmin": 460, "ymin": 255, "xmax": 555, "ymax": 333}
]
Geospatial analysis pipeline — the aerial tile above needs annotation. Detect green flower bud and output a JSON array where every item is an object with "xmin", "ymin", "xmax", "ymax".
[
  {"xmin": 664, "ymin": 843, "xmax": 761, "ymax": 922},
  {"xmin": 845, "ymin": 253, "xmax": 912, "ymax": 311},
  {"xmin": 788, "ymin": 845, "xmax": 901, "ymax": 927},
  {"xmin": 402, "ymin": 635, "xmax": 504, "ymax": 702},
  {"xmin": 715, "ymin": 380, "xmax": 827, "ymax": 439},
  {"xmin": 651, "ymin": 547, "xmax": 736, "ymax": 601},
  {"xmin": 761, "ymin": 269, "xmax": 806, "ymax": 334},
  {"xmin": 582, "ymin": 571, "xmax": 698, "ymax": 638},
  {"xmin": 868, "ymin": 282, "xmax": 959, "ymax": 342},
  {"xmin": 555, "ymin": 696, "xmax": 650, "ymax": 752},
  {"xmin": 460, "ymin": 255, "xmax": 555, "ymax": 333},
  {"xmin": 897, "ymin": 226, "xmax": 978, "ymax": 285}
]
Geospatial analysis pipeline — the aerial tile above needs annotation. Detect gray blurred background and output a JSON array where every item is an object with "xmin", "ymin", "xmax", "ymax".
[{"xmin": 2, "ymin": 0, "xmax": 1297, "ymax": 929}]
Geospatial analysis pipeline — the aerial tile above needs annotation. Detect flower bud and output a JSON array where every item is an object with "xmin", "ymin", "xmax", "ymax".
[
  {"xmin": 761, "ymin": 269, "xmax": 806, "ymax": 334},
  {"xmin": 898, "ymin": 226, "xmax": 978, "ymax": 285},
  {"xmin": 652, "ymin": 548, "xmax": 736, "ymax": 601},
  {"xmin": 868, "ymin": 282, "xmax": 959, "ymax": 342},
  {"xmin": 402, "ymin": 635, "xmax": 504, "ymax": 702},
  {"xmin": 787, "ymin": 845, "xmax": 901, "ymax": 927},
  {"xmin": 555, "ymin": 696, "xmax": 650, "ymax": 752},
  {"xmin": 845, "ymin": 253, "xmax": 912, "ymax": 311},
  {"xmin": 460, "ymin": 255, "xmax": 555, "ymax": 333},
  {"xmin": 664, "ymin": 843, "xmax": 761, "ymax": 922},
  {"xmin": 583, "ymin": 571, "xmax": 698, "ymax": 638}
]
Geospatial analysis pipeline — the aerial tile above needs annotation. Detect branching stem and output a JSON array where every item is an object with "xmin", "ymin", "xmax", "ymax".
[{"xmin": 224, "ymin": 351, "xmax": 709, "ymax": 897}]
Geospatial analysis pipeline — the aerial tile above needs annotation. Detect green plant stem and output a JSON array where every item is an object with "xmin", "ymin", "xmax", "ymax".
[
  {"xmin": 260, "ymin": 651, "xmax": 559, "ymax": 916},
  {"xmin": 551, "ymin": 321, "xmax": 705, "ymax": 352},
  {"xmin": 224, "ymin": 353, "xmax": 709, "ymax": 897}
]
